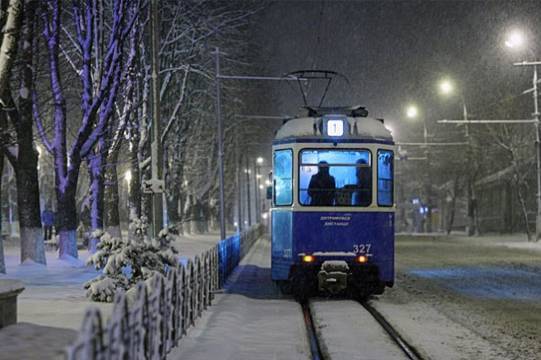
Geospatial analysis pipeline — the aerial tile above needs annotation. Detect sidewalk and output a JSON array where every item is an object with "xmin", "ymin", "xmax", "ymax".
[{"xmin": 168, "ymin": 237, "xmax": 309, "ymax": 360}]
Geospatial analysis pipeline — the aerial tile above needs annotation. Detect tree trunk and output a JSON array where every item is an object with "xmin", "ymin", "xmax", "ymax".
[
  {"xmin": 511, "ymin": 161, "xmax": 531, "ymax": 240},
  {"xmin": 56, "ymin": 182, "xmax": 79, "ymax": 259},
  {"xmin": 0, "ymin": 153, "xmax": 5, "ymax": 273},
  {"xmin": 104, "ymin": 149, "xmax": 121, "ymax": 238},
  {"xmin": 13, "ymin": 0, "xmax": 45, "ymax": 264},
  {"xmin": 127, "ymin": 122, "xmax": 142, "ymax": 224},
  {"xmin": 87, "ymin": 147, "xmax": 105, "ymax": 252},
  {"xmin": 446, "ymin": 177, "xmax": 460, "ymax": 235}
]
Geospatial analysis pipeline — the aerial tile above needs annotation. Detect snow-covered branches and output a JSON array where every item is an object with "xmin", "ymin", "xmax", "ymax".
[{"xmin": 85, "ymin": 225, "xmax": 178, "ymax": 302}]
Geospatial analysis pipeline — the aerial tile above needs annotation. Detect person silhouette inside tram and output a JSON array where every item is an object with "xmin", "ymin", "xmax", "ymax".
[
  {"xmin": 353, "ymin": 158, "xmax": 372, "ymax": 206},
  {"xmin": 308, "ymin": 161, "xmax": 336, "ymax": 205}
]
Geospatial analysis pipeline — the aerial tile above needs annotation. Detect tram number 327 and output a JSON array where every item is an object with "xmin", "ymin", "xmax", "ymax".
[{"xmin": 353, "ymin": 244, "xmax": 372, "ymax": 255}]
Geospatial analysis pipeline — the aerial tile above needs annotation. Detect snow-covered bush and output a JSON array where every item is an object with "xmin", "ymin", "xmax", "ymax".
[{"xmin": 84, "ymin": 225, "xmax": 178, "ymax": 302}]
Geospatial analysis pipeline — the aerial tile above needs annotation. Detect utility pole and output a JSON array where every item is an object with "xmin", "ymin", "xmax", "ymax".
[
  {"xmin": 213, "ymin": 47, "xmax": 226, "ymax": 240},
  {"xmin": 149, "ymin": 0, "xmax": 163, "ymax": 238},
  {"xmin": 254, "ymin": 160, "xmax": 261, "ymax": 223},
  {"xmin": 514, "ymin": 61, "xmax": 541, "ymax": 241},
  {"xmin": 422, "ymin": 118, "xmax": 432, "ymax": 233},
  {"xmin": 212, "ymin": 48, "xmax": 304, "ymax": 238},
  {"xmin": 245, "ymin": 156, "xmax": 252, "ymax": 227},
  {"xmin": 462, "ymin": 102, "xmax": 477, "ymax": 236},
  {"xmin": 235, "ymin": 132, "xmax": 243, "ymax": 233}
]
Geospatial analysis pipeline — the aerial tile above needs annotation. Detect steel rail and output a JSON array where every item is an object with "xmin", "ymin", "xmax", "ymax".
[
  {"xmin": 360, "ymin": 301, "xmax": 425, "ymax": 360},
  {"xmin": 302, "ymin": 302, "xmax": 324, "ymax": 360}
]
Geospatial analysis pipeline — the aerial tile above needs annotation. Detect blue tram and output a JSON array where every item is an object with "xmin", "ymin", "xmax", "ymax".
[{"xmin": 270, "ymin": 106, "xmax": 395, "ymax": 299}]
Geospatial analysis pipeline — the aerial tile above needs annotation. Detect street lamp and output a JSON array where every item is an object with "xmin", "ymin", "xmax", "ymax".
[
  {"xmin": 124, "ymin": 170, "xmax": 132, "ymax": 184},
  {"xmin": 505, "ymin": 29, "xmax": 541, "ymax": 241},
  {"xmin": 257, "ymin": 157, "xmax": 264, "ymax": 165},
  {"xmin": 437, "ymin": 77, "xmax": 475, "ymax": 235},
  {"xmin": 406, "ymin": 104, "xmax": 418, "ymax": 119},
  {"xmin": 504, "ymin": 29, "xmax": 526, "ymax": 50},
  {"xmin": 438, "ymin": 78, "xmax": 454, "ymax": 95},
  {"xmin": 405, "ymin": 105, "xmax": 431, "ymax": 232}
]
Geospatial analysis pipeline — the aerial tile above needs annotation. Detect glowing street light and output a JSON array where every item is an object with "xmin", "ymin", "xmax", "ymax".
[
  {"xmin": 406, "ymin": 105, "xmax": 418, "ymax": 119},
  {"xmin": 256, "ymin": 157, "xmax": 264, "ymax": 165},
  {"xmin": 124, "ymin": 170, "xmax": 132, "ymax": 184},
  {"xmin": 438, "ymin": 78, "xmax": 454, "ymax": 95},
  {"xmin": 504, "ymin": 29, "xmax": 526, "ymax": 50}
]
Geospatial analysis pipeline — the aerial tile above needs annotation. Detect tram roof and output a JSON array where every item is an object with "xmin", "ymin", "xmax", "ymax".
[{"xmin": 274, "ymin": 116, "xmax": 393, "ymax": 143}]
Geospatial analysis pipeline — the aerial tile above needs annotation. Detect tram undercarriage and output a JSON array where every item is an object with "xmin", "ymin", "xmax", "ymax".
[{"xmin": 278, "ymin": 256, "xmax": 388, "ymax": 301}]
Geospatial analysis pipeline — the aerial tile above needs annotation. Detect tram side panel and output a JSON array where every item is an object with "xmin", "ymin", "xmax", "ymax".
[{"xmin": 271, "ymin": 209, "xmax": 294, "ymax": 280}]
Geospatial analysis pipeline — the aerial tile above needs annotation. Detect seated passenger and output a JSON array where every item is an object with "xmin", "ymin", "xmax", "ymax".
[
  {"xmin": 308, "ymin": 161, "xmax": 336, "ymax": 205},
  {"xmin": 353, "ymin": 158, "xmax": 372, "ymax": 206}
]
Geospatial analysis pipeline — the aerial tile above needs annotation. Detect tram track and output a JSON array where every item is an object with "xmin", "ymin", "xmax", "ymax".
[
  {"xmin": 302, "ymin": 301, "xmax": 325, "ymax": 360},
  {"xmin": 302, "ymin": 298, "xmax": 426, "ymax": 360},
  {"xmin": 360, "ymin": 300, "xmax": 425, "ymax": 360}
]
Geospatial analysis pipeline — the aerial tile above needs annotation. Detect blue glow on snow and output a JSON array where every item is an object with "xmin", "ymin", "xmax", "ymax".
[{"xmin": 409, "ymin": 266, "xmax": 541, "ymax": 301}]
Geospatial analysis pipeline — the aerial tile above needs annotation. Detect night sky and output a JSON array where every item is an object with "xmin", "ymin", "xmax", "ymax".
[{"xmin": 250, "ymin": 0, "xmax": 541, "ymax": 143}]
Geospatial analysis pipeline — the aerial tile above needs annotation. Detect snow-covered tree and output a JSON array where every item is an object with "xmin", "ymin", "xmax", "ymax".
[
  {"xmin": 34, "ymin": 0, "xmax": 142, "ymax": 258},
  {"xmin": 84, "ymin": 225, "xmax": 178, "ymax": 302},
  {"xmin": 0, "ymin": 0, "xmax": 47, "ymax": 266}
]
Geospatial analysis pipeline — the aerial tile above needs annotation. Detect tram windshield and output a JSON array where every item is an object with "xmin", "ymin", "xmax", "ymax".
[{"xmin": 299, "ymin": 149, "xmax": 372, "ymax": 206}]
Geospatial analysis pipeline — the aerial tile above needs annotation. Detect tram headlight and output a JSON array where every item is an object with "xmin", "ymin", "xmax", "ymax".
[
  {"xmin": 356, "ymin": 255, "xmax": 368, "ymax": 264},
  {"xmin": 302, "ymin": 255, "xmax": 316, "ymax": 263}
]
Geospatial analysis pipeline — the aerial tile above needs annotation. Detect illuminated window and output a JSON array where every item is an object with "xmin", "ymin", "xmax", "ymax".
[
  {"xmin": 377, "ymin": 150, "xmax": 394, "ymax": 206},
  {"xmin": 299, "ymin": 149, "xmax": 371, "ymax": 207},
  {"xmin": 273, "ymin": 149, "xmax": 293, "ymax": 206}
]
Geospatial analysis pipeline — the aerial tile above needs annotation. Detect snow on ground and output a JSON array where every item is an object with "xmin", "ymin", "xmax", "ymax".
[
  {"xmin": 0, "ymin": 231, "xmax": 225, "ymax": 330},
  {"xmin": 369, "ymin": 295, "xmax": 507, "ymax": 360},
  {"xmin": 310, "ymin": 299, "xmax": 405, "ymax": 360},
  {"xmin": 0, "ymin": 322, "xmax": 76, "ymax": 360},
  {"xmin": 0, "ymin": 246, "xmax": 112, "ymax": 330},
  {"xmin": 168, "ymin": 237, "xmax": 310, "ymax": 360},
  {"xmin": 384, "ymin": 233, "xmax": 541, "ymax": 360},
  {"xmin": 0, "ymin": 231, "xmax": 227, "ymax": 359}
]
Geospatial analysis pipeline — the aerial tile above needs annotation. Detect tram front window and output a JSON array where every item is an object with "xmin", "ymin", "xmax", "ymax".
[{"xmin": 299, "ymin": 149, "xmax": 372, "ymax": 206}]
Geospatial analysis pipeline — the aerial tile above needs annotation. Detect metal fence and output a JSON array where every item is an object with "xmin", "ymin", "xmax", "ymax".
[{"xmin": 66, "ymin": 225, "xmax": 263, "ymax": 360}]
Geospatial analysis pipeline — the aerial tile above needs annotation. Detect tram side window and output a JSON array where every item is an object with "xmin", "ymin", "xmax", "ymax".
[
  {"xmin": 274, "ymin": 149, "xmax": 293, "ymax": 206},
  {"xmin": 377, "ymin": 150, "xmax": 394, "ymax": 206},
  {"xmin": 299, "ymin": 149, "xmax": 372, "ymax": 206}
]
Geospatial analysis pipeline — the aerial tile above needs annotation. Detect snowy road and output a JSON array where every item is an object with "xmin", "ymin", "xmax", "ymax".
[
  {"xmin": 168, "ymin": 237, "xmax": 310, "ymax": 360},
  {"xmin": 375, "ymin": 234, "xmax": 541, "ymax": 360}
]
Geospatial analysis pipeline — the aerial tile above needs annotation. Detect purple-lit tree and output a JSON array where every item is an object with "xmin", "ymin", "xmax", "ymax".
[
  {"xmin": 0, "ymin": 0, "xmax": 47, "ymax": 267},
  {"xmin": 34, "ymin": 0, "xmax": 140, "ymax": 258}
]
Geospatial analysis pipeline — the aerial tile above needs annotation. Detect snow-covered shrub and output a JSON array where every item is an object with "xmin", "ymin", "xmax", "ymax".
[
  {"xmin": 128, "ymin": 215, "xmax": 149, "ymax": 242},
  {"xmin": 84, "ymin": 227, "xmax": 178, "ymax": 302}
]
